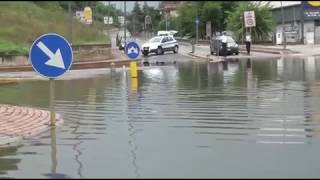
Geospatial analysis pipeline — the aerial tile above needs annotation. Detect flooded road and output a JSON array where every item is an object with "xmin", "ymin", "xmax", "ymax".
[{"xmin": 1, "ymin": 54, "xmax": 320, "ymax": 178}]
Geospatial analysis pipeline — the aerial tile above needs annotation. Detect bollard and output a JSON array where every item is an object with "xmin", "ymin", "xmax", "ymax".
[
  {"xmin": 130, "ymin": 61, "xmax": 138, "ymax": 78},
  {"xmin": 130, "ymin": 77, "xmax": 138, "ymax": 95},
  {"xmin": 110, "ymin": 62, "xmax": 116, "ymax": 72}
]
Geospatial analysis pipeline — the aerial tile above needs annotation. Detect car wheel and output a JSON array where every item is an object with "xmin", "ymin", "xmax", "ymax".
[
  {"xmin": 210, "ymin": 51, "xmax": 214, "ymax": 55},
  {"xmin": 235, "ymin": 51, "xmax": 239, "ymax": 55},
  {"xmin": 157, "ymin": 47, "xmax": 163, "ymax": 55},
  {"xmin": 173, "ymin": 46, "xmax": 178, "ymax": 53}
]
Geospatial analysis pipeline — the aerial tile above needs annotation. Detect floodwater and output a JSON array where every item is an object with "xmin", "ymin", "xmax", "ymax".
[{"xmin": 0, "ymin": 55, "xmax": 320, "ymax": 178}]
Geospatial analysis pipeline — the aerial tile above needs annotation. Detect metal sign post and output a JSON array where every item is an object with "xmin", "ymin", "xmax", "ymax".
[
  {"xmin": 49, "ymin": 78, "xmax": 56, "ymax": 126},
  {"xmin": 196, "ymin": 17, "xmax": 199, "ymax": 44}
]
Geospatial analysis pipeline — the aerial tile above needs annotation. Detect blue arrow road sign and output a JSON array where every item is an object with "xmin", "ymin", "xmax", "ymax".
[
  {"xmin": 29, "ymin": 33, "xmax": 73, "ymax": 79},
  {"xmin": 125, "ymin": 41, "xmax": 140, "ymax": 59}
]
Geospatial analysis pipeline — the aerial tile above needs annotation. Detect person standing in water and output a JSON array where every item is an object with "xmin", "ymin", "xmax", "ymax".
[
  {"xmin": 245, "ymin": 33, "xmax": 252, "ymax": 55},
  {"xmin": 221, "ymin": 31, "xmax": 227, "ymax": 57}
]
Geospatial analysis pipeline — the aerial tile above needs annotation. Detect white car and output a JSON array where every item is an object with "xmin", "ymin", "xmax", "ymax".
[{"xmin": 141, "ymin": 36, "xmax": 179, "ymax": 56}]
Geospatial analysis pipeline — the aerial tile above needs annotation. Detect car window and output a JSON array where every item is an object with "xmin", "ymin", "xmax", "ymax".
[
  {"xmin": 150, "ymin": 37, "xmax": 162, "ymax": 43},
  {"xmin": 227, "ymin": 37, "xmax": 235, "ymax": 43},
  {"xmin": 161, "ymin": 37, "xmax": 168, "ymax": 43},
  {"xmin": 168, "ymin": 37, "xmax": 174, "ymax": 42}
]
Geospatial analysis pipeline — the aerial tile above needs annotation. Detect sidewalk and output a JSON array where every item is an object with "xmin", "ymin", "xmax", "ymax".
[
  {"xmin": 186, "ymin": 43, "xmax": 320, "ymax": 62},
  {"xmin": 186, "ymin": 44, "xmax": 281, "ymax": 62}
]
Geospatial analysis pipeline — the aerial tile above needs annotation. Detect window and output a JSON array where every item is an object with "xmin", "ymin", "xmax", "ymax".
[
  {"xmin": 162, "ymin": 37, "xmax": 168, "ymax": 43},
  {"xmin": 150, "ymin": 37, "xmax": 162, "ymax": 43},
  {"xmin": 227, "ymin": 37, "xmax": 235, "ymax": 43}
]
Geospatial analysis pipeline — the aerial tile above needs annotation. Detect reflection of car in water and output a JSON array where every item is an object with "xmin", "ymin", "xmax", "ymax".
[
  {"xmin": 141, "ymin": 35, "xmax": 179, "ymax": 56},
  {"xmin": 210, "ymin": 36, "xmax": 239, "ymax": 56}
]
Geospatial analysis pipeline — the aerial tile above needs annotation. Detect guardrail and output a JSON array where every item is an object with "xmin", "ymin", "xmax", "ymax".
[{"xmin": 72, "ymin": 43, "xmax": 112, "ymax": 52}]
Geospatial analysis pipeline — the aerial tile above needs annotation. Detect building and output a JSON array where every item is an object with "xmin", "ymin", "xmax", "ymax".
[
  {"xmin": 159, "ymin": 1, "xmax": 182, "ymax": 17},
  {"xmin": 270, "ymin": 1, "xmax": 320, "ymax": 45}
]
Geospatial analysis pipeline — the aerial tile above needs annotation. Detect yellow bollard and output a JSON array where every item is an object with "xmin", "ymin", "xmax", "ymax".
[
  {"xmin": 130, "ymin": 77, "xmax": 138, "ymax": 95},
  {"xmin": 130, "ymin": 61, "xmax": 138, "ymax": 78}
]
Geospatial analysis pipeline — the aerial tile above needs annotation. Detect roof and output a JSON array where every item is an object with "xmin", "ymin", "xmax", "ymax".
[{"xmin": 256, "ymin": 1, "xmax": 301, "ymax": 9}]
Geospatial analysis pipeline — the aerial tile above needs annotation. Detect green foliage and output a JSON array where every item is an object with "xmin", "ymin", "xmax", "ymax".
[
  {"xmin": 127, "ymin": 2, "xmax": 162, "ymax": 34},
  {"xmin": 94, "ymin": 2, "xmax": 121, "ymax": 27},
  {"xmin": 0, "ymin": 1, "xmax": 107, "ymax": 55},
  {"xmin": 0, "ymin": 39, "xmax": 29, "ymax": 55},
  {"xmin": 175, "ymin": 1, "xmax": 237, "ymax": 38},
  {"xmin": 176, "ymin": 2, "xmax": 198, "ymax": 37},
  {"xmin": 226, "ymin": 1, "xmax": 275, "ymax": 42}
]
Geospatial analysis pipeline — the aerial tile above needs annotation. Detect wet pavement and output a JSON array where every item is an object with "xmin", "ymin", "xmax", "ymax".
[{"xmin": 0, "ymin": 53, "xmax": 320, "ymax": 178}]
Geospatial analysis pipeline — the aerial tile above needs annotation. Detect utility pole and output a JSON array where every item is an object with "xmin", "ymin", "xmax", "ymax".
[
  {"xmin": 281, "ymin": 1, "xmax": 286, "ymax": 49},
  {"xmin": 240, "ymin": 15, "xmax": 244, "ymax": 45},
  {"xmin": 300, "ymin": 2, "xmax": 304, "ymax": 44},
  {"xmin": 124, "ymin": 1, "xmax": 127, "ymax": 48},
  {"xmin": 68, "ymin": 1, "xmax": 72, "ymax": 44},
  {"xmin": 165, "ymin": 11, "xmax": 168, "ymax": 31},
  {"xmin": 196, "ymin": 16, "xmax": 199, "ymax": 44}
]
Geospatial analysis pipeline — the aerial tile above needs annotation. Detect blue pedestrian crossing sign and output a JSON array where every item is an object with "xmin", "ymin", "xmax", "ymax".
[
  {"xmin": 125, "ymin": 41, "xmax": 140, "ymax": 59},
  {"xmin": 29, "ymin": 33, "xmax": 73, "ymax": 79}
]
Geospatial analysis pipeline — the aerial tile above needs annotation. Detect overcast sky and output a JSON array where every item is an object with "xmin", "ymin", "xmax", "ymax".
[{"xmin": 102, "ymin": 1, "xmax": 160, "ymax": 12}]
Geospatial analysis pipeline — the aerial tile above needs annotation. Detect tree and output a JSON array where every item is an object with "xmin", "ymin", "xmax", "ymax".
[
  {"xmin": 226, "ymin": 1, "xmax": 275, "ymax": 42},
  {"xmin": 127, "ymin": 2, "xmax": 144, "ymax": 34},
  {"xmin": 176, "ymin": 2, "xmax": 198, "ymax": 37},
  {"xmin": 199, "ymin": 2, "xmax": 223, "ymax": 36},
  {"xmin": 175, "ymin": 1, "xmax": 237, "ymax": 38}
]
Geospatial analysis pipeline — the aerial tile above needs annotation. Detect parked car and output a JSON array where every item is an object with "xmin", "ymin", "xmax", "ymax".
[
  {"xmin": 210, "ymin": 36, "xmax": 239, "ymax": 56},
  {"xmin": 141, "ymin": 35, "xmax": 179, "ymax": 56}
]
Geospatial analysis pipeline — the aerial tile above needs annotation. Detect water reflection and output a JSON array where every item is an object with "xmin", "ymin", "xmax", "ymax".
[{"xmin": 0, "ymin": 146, "xmax": 21, "ymax": 176}]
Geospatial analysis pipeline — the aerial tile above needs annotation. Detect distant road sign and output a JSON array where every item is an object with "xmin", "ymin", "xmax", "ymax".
[
  {"xmin": 84, "ymin": 6, "xmax": 92, "ymax": 24},
  {"xmin": 29, "ymin": 33, "xmax": 73, "ymax": 79},
  {"xmin": 125, "ymin": 41, "xmax": 140, "ymax": 59},
  {"xmin": 104, "ymin": 16, "xmax": 113, "ymax": 24},
  {"xmin": 244, "ymin": 11, "xmax": 256, "ymax": 27}
]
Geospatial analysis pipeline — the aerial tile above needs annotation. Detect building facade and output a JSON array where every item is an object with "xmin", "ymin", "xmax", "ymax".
[{"xmin": 271, "ymin": 1, "xmax": 320, "ymax": 45}]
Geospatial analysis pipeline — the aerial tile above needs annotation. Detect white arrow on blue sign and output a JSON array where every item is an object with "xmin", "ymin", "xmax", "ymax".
[
  {"xmin": 29, "ymin": 33, "xmax": 73, "ymax": 79},
  {"xmin": 125, "ymin": 41, "xmax": 140, "ymax": 59}
]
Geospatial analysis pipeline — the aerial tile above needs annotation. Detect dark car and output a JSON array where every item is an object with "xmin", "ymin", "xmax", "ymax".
[{"xmin": 210, "ymin": 36, "xmax": 239, "ymax": 56}]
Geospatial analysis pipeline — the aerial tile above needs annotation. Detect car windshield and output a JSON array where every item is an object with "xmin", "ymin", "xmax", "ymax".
[{"xmin": 149, "ymin": 37, "xmax": 162, "ymax": 43}]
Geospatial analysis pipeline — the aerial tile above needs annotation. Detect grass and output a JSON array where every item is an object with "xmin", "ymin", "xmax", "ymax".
[{"xmin": 0, "ymin": 1, "xmax": 109, "ymax": 55}]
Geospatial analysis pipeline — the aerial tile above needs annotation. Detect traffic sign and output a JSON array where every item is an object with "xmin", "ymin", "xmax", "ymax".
[
  {"xmin": 125, "ymin": 41, "xmax": 140, "ymax": 59},
  {"xmin": 29, "ymin": 33, "xmax": 73, "ymax": 79},
  {"xmin": 244, "ymin": 11, "xmax": 256, "ymax": 27}
]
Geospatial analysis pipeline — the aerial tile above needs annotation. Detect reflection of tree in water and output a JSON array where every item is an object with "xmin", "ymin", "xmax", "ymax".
[
  {"xmin": 251, "ymin": 59, "xmax": 278, "ymax": 83},
  {"xmin": 0, "ymin": 145, "xmax": 21, "ymax": 177}
]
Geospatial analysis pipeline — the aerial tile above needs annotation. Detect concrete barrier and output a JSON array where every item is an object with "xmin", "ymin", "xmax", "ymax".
[{"xmin": 0, "ymin": 43, "xmax": 113, "ymax": 66}]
